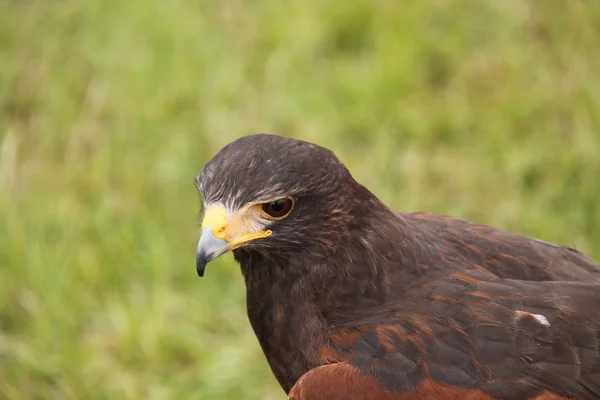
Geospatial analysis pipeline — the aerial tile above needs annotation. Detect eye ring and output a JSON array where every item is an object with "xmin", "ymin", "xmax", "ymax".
[{"xmin": 260, "ymin": 198, "xmax": 294, "ymax": 219}]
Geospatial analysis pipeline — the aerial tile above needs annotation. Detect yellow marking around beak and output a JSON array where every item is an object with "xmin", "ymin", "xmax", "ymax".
[
  {"xmin": 202, "ymin": 205, "xmax": 228, "ymax": 240},
  {"xmin": 201, "ymin": 204, "xmax": 272, "ymax": 247},
  {"xmin": 229, "ymin": 230, "xmax": 272, "ymax": 250}
]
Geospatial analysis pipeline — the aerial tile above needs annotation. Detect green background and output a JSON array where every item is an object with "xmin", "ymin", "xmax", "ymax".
[{"xmin": 2, "ymin": 1, "xmax": 599, "ymax": 398}]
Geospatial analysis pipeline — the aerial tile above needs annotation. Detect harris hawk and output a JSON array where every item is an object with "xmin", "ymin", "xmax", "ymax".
[{"xmin": 194, "ymin": 134, "xmax": 600, "ymax": 400}]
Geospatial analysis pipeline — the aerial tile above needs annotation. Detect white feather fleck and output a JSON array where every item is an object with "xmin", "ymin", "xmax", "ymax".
[{"xmin": 515, "ymin": 310, "xmax": 551, "ymax": 327}]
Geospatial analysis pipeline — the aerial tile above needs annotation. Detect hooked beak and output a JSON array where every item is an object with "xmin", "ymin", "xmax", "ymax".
[
  {"xmin": 195, "ymin": 204, "xmax": 272, "ymax": 277},
  {"xmin": 196, "ymin": 227, "xmax": 228, "ymax": 277}
]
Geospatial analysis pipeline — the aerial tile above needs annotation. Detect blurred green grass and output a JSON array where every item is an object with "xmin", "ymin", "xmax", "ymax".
[{"xmin": 1, "ymin": 0, "xmax": 600, "ymax": 398}]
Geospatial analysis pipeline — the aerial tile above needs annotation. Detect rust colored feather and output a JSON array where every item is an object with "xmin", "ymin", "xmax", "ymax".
[{"xmin": 289, "ymin": 363, "xmax": 501, "ymax": 399}]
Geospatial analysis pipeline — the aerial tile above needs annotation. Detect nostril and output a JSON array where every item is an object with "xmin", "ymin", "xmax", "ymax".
[{"xmin": 213, "ymin": 226, "xmax": 228, "ymax": 240}]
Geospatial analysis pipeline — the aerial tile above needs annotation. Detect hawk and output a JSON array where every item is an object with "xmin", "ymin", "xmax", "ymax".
[{"xmin": 195, "ymin": 134, "xmax": 600, "ymax": 400}]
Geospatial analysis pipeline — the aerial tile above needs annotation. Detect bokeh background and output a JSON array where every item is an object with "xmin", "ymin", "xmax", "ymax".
[{"xmin": 2, "ymin": 1, "xmax": 600, "ymax": 399}]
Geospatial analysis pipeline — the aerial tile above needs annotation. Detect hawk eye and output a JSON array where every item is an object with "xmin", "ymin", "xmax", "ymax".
[{"xmin": 261, "ymin": 198, "xmax": 294, "ymax": 219}]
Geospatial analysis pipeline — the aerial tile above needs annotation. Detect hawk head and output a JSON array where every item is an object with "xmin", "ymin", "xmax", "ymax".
[{"xmin": 194, "ymin": 134, "xmax": 382, "ymax": 276}]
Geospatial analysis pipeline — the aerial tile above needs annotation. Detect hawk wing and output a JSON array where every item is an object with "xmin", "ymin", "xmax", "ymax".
[
  {"xmin": 290, "ymin": 276, "xmax": 600, "ymax": 399},
  {"xmin": 291, "ymin": 214, "xmax": 600, "ymax": 399}
]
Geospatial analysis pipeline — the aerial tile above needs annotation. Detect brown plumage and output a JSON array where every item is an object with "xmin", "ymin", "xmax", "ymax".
[{"xmin": 194, "ymin": 134, "xmax": 600, "ymax": 400}]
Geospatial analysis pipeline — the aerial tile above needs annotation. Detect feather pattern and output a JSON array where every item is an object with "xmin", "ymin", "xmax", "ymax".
[{"xmin": 196, "ymin": 134, "xmax": 600, "ymax": 400}]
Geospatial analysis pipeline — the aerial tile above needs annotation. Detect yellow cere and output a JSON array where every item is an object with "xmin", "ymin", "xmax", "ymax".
[
  {"xmin": 201, "ymin": 205, "xmax": 229, "ymax": 239},
  {"xmin": 201, "ymin": 204, "xmax": 273, "ymax": 247}
]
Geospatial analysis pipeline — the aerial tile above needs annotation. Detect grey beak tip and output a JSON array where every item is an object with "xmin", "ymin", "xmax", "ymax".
[
  {"xmin": 196, "ymin": 249, "xmax": 210, "ymax": 277},
  {"xmin": 195, "ymin": 227, "xmax": 228, "ymax": 278},
  {"xmin": 196, "ymin": 261, "xmax": 206, "ymax": 277}
]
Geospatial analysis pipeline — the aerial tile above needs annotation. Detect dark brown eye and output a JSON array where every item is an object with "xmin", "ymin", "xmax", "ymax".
[{"xmin": 261, "ymin": 198, "xmax": 294, "ymax": 219}]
